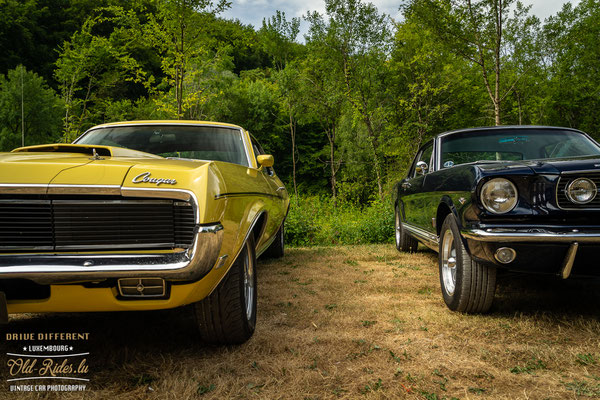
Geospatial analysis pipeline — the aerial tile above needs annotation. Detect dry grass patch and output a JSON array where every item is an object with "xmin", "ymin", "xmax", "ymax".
[{"xmin": 1, "ymin": 245, "xmax": 600, "ymax": 399}]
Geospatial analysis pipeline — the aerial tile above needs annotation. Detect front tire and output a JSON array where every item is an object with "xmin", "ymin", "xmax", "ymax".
[
  {"xmin": 395, "ymin": 206, "xmax": 418, "ymax": 253},
  {"xmin": 194, "ymin": 235, "xmax": 257, "ymax": 344},
  {"xmin": 263, "ymin": 224, "xmax": 284, "ymax": 258},
  {"xmin": 439, "ymin": 214, "xmax": 496, "ymax": 313}
]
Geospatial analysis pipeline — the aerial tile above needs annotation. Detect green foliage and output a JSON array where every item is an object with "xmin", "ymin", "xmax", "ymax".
[
  {"xmin": 2, "ymin": 0, "xmax": 600, "ymax": 205},
  {"xmin": 145, "ymin": 0, "xmax": 231, "ymax": 119},
  {"xmin": 543, "ymin": 0, "xmax": 600, "ymax": 137},
  {"xmin": 0, "ymin": 66, "xmax": 63, "ymax": 150},
  {"xmin": 55, "ymin": 7, "xmax": 154, "ymax": 140},
  {"xmin": 284, "ymin": 196, "xmax": 394, "ymax": 247}
]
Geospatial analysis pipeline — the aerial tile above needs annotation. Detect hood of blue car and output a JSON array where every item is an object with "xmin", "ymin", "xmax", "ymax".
[{"xmin": 474, "ymin": 155, "xmax": 600, "ymax": 175}]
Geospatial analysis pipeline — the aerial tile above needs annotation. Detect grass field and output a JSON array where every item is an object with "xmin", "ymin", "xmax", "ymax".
[{"xmin": 2, "ymin": 245, "xmax": 600, "ymax": 399}]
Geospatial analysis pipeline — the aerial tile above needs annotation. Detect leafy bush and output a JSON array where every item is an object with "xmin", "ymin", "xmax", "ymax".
[{"xmin": 284, "ymin": 196, "xmax": 394, "ymax": 247}]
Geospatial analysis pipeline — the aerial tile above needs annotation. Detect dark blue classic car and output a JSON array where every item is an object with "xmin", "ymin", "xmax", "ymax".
[{"xmin": 394, "ymin": 126, "xmax": 600, "ymax": 313}]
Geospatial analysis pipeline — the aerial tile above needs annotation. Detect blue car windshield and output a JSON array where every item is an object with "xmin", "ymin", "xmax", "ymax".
[
  {"xmin": 441, "ymin": 129, "xmax": 600, "ymax": 168},
  {"xmin": 75, "ymin": 125, "xmax": 249, "ymax": 166}
]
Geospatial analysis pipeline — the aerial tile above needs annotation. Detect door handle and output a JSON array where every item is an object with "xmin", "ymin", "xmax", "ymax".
[
  {"xmin": 401, "ymin": 182, "xmax": 411, "ymax": 189},
  {"xmin": 276, "ymin": 186, "xmax": 286, "ymax": 192}
]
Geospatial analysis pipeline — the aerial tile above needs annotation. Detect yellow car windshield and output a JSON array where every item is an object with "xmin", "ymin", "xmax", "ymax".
[{"xmin": 76, "ymin": 125, "xmax": 250, "ymax": 166}]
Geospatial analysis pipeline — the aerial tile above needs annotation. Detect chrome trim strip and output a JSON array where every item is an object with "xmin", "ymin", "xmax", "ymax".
[
  {"xmin": 560, "ymin": 169, "xmax": 600, "ymax": 175},
  {"xmin": 48, "ymin": 184, "xmax": 121, "ymax": 195},
  {"xmin": 0, "ymin": 184, "xmax": 122, "ymax": 195},
  {"xmin": 561, "ymin": 242, "xmax": 579, "ymax": 279},
  {"xmin": 52, "ymin": 199, "xmax": 173, "ymax": 205},
  {"xmin": 462, "ymin": 228, "xmax": 600, "ymax": 243},
  {"xmin": 0, "ymin": 246, "xmax": 54, "ymax": 251},
  {"xmin": 240, "ymin": 129, "xmax": 255, "ymax": 168},
  {"xmin": 54, "ymin": 243, "xmax": 177, "ymax": 250},
  {"xmin": 402, "ymin": 222, "xmax": 439, "ymax": 250},
  {"xmin": 0, "ymin": 199, "xmax": 50, "ymax": 204},
  {"xmin": 215, "ymin": 192, "xmax": 285, "ymax": 200},
  {"xmin": 0, "ymin": 184, "xmax": 47, "ymax": 194}
]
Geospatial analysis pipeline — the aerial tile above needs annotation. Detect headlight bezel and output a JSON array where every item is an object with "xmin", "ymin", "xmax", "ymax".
[
  {"xmin": 565, "ymin": 177, "xmax": 597, "ymax": 205},
  {"xmin": 479, "ymin": 178, "xmax": 519, "ymax": 215}
]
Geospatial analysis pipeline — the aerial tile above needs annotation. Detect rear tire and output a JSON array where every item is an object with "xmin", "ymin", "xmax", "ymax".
[
  {"xmin": 395, "ymin": 206, "xmax": 418, "ymax": 253},
  {"xmin": 194, "ymin": 235, "xmax": 257, "ymax": 344},
  {"xmin": 438, "ymin": 214, "xmax": 496, "ymax": 313},
  {"xmin": 263, "ymin": 224, "xmax": 284, "ymax": 258}
]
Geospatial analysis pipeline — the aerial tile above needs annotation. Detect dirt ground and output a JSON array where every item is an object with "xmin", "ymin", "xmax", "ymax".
[{"xmin": 1, "ymin": 245, "xmax": 600, "ymax": 399}]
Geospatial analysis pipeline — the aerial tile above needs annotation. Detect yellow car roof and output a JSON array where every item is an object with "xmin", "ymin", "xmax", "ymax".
[{"xmin": 90, "ymin": 120, "xmax": 244, "ymax": 130}]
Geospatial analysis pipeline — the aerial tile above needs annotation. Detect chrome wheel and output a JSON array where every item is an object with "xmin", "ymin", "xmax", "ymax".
[
  {"xmin": 441, "ymin": 229, "xmax": 457, "ymax": 296},
  {"xmin": 243, "ymin": 243, "xmax": 255, "ymax": 321}
]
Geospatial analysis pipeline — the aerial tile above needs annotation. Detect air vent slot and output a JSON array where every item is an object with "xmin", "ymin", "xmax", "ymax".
[{"xmin": 532, "ymin": 182, "xmax": 546, "ymax": 205}]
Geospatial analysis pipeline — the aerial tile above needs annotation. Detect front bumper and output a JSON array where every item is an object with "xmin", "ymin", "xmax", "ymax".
[
  {"xmin": 462, "ymin": 227, "xmax": 600, "ymax": 278},
  {"xmin": 0, "ymin": 224, "xmax": 224, "ymax": 285},
  {"xmin": 462, "ymin": 228, "xmax": 600, "ymax": 243}
]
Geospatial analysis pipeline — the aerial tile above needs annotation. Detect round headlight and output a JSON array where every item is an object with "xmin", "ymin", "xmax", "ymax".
[
  {"xmin": 566, "ymin": 178, "xmax": 597, "ymax": 204},
  {"xmin": 480, "ymin": 178, "xmax": 518, "ymax": 214}
]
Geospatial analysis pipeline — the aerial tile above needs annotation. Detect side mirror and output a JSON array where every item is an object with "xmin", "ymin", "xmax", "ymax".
[
  {"xmin": 415, "ymin": 161, "xmax": 428, "ymax": 175},
  {"xmin": 257, "ymin": 154, "xmax": 274, "ymax": 168}
]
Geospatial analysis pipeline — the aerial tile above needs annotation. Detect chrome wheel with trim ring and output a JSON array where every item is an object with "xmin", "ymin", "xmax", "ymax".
[
  {"xmin": 395, "ymin": 205, "xmax": 418, "ymax": 253},
  {"xmin": 243, "ymin": 243, "xmax": 255, "ymax": 321},
  {"xmin": 441, "ymin": 229, "xmax": 457, "ymax": 296},
  {"xmin": 438, "ymin": 214, "xmax": 496, "ymax": 313}
]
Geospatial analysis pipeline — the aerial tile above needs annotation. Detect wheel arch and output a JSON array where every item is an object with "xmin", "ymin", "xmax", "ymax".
[
  {"xmin": 436, "ymin": 196, "xmax": 461, "ymax": 236},
  {"xmin": 437, "ymin": 196, "xmax": 472, "ymax": 254}
]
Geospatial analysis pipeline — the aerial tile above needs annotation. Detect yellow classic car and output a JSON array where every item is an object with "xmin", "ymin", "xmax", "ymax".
[{"xmin": 0, "ymin": 120, "xmax": 289, "ymax": 344}]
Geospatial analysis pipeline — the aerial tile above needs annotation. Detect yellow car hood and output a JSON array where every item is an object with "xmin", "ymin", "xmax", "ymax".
[{"xmin": 1, "ymin": 144, "xmax": 208, "ymax": 187}]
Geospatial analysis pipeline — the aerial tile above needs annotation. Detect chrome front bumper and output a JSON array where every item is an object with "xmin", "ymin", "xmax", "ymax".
[
  {"xmin": 0, "ymin": 224, "xmax": 224, "ymax": 284},
  {"xmin": 462, "ymin": 228, "xmax": 600, "ymax": 243},
  {"xmin": 462, "ymin": 227, "xmax": 600, "ymax": 279}
]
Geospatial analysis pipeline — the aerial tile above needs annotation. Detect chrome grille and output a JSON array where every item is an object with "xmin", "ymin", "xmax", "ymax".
[
  {"xmin": 0, "ymin": 201, "xmax": 53, "ymax": 250},
  {"xmin": 557, "ymin": 173, "xmax": 600, "ymax": 209},
  {"xmin": 0, "ymin": 198, "xmax": 195, "ymax": 252}
]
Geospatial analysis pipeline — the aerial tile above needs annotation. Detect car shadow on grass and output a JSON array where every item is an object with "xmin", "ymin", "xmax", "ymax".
[
  {"xmin": 0, "ymin": 306, "xmax": 220, "ymax": 389},
  {"xmin": 492, "ymin": 272, "xmax": 600, "ymax": 317},
  {"xmin": 416, "ymin": 244, "xmax": 600, "ymax": 318}
]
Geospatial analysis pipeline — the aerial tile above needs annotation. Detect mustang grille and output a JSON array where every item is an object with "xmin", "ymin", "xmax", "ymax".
[
  {"xmin": 0, "ymin": 199, "xmax": 195, "ymax": 251},
  {"xmin": 557, "ymin": 173, "xmax": 600, "ymax": 209}
]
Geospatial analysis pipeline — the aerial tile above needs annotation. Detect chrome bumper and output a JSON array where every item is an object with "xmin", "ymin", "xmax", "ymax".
[
  {"xmin": 462, "ymin": 228, "xmax": 600, "ymax": 243},
  {"xmin": 0, "ymin": 224, "xmax": 224, "ymax": 284}
]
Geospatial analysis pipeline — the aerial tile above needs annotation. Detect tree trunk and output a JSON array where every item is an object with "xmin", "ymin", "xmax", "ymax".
[
  {"xmin": 288, "ymin": 105, "xmax": 298, "ymax": 201},
  {"xmin": 515, "ymin": 90, "xmax": 522, "ymax": 125},
  {"xmin": 494, "ymin": 100, "xmax": 501, "ymax": 126},
  {"xmin": 327, "ymin": 126, "xmax": 337, "ymax": 206},
  {"xmin": 494, "ymin": 0, "xmax": 502, "ymax": 126}
]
